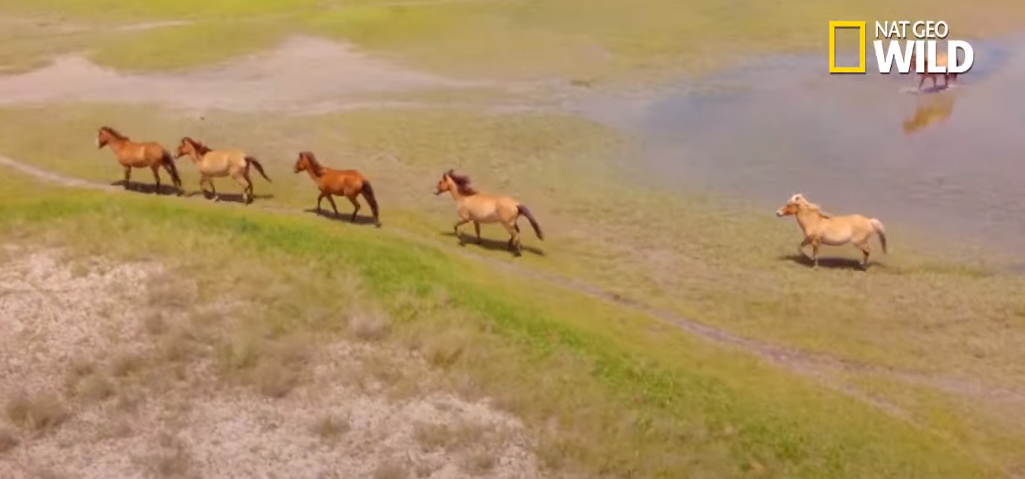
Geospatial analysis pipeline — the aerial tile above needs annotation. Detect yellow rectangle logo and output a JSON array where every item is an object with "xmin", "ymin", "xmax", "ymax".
[{"xmin": 829, "ymin": 21, "xmax": 866, "ymax": 73}]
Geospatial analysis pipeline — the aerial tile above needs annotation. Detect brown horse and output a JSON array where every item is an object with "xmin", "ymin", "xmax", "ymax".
[
  {"xmin": 95, "ymin": 126, "xmax": 182, "ymax": 195},
  {"xmin": 434, "ymin": 169, "xmax": 543, "ymax": 256},
  {"xmin": 293, "ymin": 151, "xmax": 381, "ymax": 227},
  {"xmin": 775, "ymin": 193, "xmax": 888, "ymax": 269},
  {"xmin": 910, "ymin": 49, "xmax": 957, "ymax": 91},
  {"xmin": 175, "ymin": 137, "xmax": 271, "ymax": 204}
]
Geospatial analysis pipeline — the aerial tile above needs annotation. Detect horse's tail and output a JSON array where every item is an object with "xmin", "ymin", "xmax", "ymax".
[
  {"xmin": 870, "ymin": 218, "xmax": 888, "ymax": 254},
  {"xmin": 245, "ymin": 156, "xmax": 272, "ymax": 183},
  {"xmin": 516, "ymin": 204, "xmax": 544, "ymax": 241},
  {"xmin": 161, "ymin": 149, "xmax": 182, "ymax": 190},
  {"xmin": 360, "ymin": 179, "xmax": 381, "ymax": 226}
]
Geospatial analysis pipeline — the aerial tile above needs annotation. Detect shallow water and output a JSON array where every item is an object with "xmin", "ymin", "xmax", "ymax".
[{"xmin": 577, "ymin": 35, "xmax": 1025, "ymax": 260}]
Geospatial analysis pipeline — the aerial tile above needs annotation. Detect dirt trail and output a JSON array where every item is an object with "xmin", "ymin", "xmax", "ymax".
[{"xmin": 4, "ymin": 151, "xmax": 1024, "ymax": 439}]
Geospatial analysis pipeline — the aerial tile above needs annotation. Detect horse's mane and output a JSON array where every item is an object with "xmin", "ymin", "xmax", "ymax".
[
  {"xmin": 99, "ymin": 126, "xmax": 128, "ymax": 140},
  {"xmin": 300, "ymin": 151, "xmax": 325, "ymax": 176},
  {"xmin": 446, "ymin": 170, "xmax": 478, "ymax": 195},
  {"xmin": 804, "ymin": 201, "xmax": 833, "ymax": 219},
  {"xmin": 181, "ymin": 137, "xmax": 212, "ymax": 155}
]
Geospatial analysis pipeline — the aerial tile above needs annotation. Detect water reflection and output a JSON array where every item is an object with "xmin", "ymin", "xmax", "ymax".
[{"xmin": 903, "ymin": 92, "xmax": 956, "ymax": 135}]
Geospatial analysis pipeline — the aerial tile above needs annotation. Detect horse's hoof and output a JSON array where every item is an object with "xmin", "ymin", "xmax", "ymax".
[{"xmin": 375, "ymin": 222, "xmax": 382, "ymax": 228}]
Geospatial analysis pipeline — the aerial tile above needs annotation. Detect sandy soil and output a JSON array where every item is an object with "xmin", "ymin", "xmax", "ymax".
[{"xmin": 0, "ymin": 247, "xmax": 540, "ymax": 479}]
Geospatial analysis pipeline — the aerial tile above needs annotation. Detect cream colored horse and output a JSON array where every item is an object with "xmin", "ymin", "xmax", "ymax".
[
  {"xmin": 175, "ymin": 137, "xmax": 271, "ymax": 204},
  {"xmin": 434, "ymin": 169, "xmax": 543, "ymax": 256},
  {"xmin": 775, "ymin": 193, "xmax": 888, "ymax": 269}
]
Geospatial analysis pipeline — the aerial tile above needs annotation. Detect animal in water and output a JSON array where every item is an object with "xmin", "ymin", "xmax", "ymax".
[
  {"xmin": 775, "ymin": 193, "xmax": 888, "ymax": 269},
  {"xmin": 902, "ymin": 93, "xmax": 955, "ymax": 135},
  {"xmin": 292, "ymin": 151, "xmax": 381, "ymax": 227},
  {"xmin": 434, "ymin": 169, "xmax": 543, "ymax": 257},
  {"xmin": 175, "ymin": 137, "xmax": 271, "ymax": 204},
  {"xmin": 910, "ymin": 49, "xmax": 958, "ymax": 91},
  {"xmin": 95, "ymin": 126, "xmax": 182, "ymax": 195}
]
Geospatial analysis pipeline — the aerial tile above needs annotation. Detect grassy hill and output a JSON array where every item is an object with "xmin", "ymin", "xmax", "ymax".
[{"xmin": 2, "ymin": 1, "xmax": 1025, "ymax": 478}]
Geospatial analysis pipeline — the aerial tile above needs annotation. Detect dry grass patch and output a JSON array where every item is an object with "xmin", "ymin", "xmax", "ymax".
[
  {"xmin": 349, "ymin": 310, "xmax": 393, "ymax": 342},
  {"xmin": 0, "ymin": 429, "xmax": 19, "ymax": 454},
  {"xmin": 311, "ymin": 413, "xmax": 351, "ymax": 441},
  {"xmin": 413, "ymin": 420, "xmax": 493, "ymax": 452},
  {"xmin": 4, "ymin": 393, "xmax": 69, "ymax": 436},
  {"xmin": 373, "ymin": 460, "xmax": 410, "ymax": 479}
]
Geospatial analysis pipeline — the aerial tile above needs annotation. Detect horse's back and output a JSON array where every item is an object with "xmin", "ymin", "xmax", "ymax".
[{"xmin": 323, "ymin": 169, "xmax": 365, "ymax": 191}]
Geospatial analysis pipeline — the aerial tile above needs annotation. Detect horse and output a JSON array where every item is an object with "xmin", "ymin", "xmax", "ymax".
[
  {"xmin": 902, "ymin": 93, "xmax": 955, "ymax": 135},
  {"xmin": 293, "ymin": 151, "xmax": 381, "ymax": 227},
  {"xmin": 434, "ymin": 169, "xmax": 543, "ymax": 257},
  {"xmin": 775, "ymin": 193, "xmax": 888, "ymax": 269},
  {"xmin": 95, "ymin": 126, "xmax": 182, "ymax": 195},
  {"xmin": 909, "ymin": 49, "xmax": 957, "ymax": 91},
  {"xmin": 174, "ymin": 137, "xmax": 271, "ymax": 204}
]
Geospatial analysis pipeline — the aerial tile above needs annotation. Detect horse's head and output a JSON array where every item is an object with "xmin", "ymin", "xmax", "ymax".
[
  {"xmin": 294, "ymin": 151, "xmax": 322, "ymax": 175},
  {"xmin": 775, "ymin": 193, "xmax": 809, "ymax": 217},
  {"xmin": 96, "ymin": 126, "xmax": 121, "ymax": 149},
  {"xmin": 176, "ymin": 137, "xmax": 199, "ymax": 159},
  {"xmin": 435, "ymin": 169, "xmax": 455, "ymax": 195}
]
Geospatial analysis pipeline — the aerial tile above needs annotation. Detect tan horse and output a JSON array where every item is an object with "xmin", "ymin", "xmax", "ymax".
[
  {"xmin": 95, "ymin": 126, "xmax": 182, "ymax": 195},
  {"xmin": 293, "ymin": 151, "xmax": 381, "ymax": 227},
  {"xmin": 434, "ymin": 169, "xmax": 543, "ymax": 256},
  {"xmin": 910, "ymin": 49, "xmax": 957, "ymax": 91},
  {"xmin": 902, "ymin": 93, "xmax": 955, "ymax": 135},
  {"xmin": 175, "ymin": 137, "xmax": 271, "ymax": 204},
  {"xmin": 775, "ymin": 193, "xmax": 888, "ymax": 269}
]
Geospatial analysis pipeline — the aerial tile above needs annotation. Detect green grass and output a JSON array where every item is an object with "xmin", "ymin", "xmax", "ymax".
[
  {"xmin": 3, "ymin": 0, "xmax": 1025, "ymax": 81},
  {"xmin": 2, "ymin": 102, "xmax": 1025, "ymax": 475},
  {"xmin": 1, "ymin": 103, "xmax": 1023, "ymax": 387},
  {"xmin": 0, "ymin": 167, "xmax": 1007, "ymax": 479}
]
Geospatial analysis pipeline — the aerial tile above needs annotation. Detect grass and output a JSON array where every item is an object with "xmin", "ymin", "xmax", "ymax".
[
  {"xmin": 0, "ymin": 103, "xmax": 1022, "ymax": 389},
  {"xmin": 3, "ymin": 0, "xmax": 1025, "ymax": 81},
  {"xmin": 0, "ymin": 167, "xmax": 1014, "ymax": 479}
]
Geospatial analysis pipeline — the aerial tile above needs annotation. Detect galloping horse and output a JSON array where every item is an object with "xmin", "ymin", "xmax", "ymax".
[
  {"xmin": 775, "ymin": 193, "xmax": 888, "ymax": 269},
  {"xmin": 175, "ymin": 137, "xmax": 271, "ymax": 204},
  {"xmin": 434, "ymin": 169, "xmax": 543, "ymax": 256},
  {"xmin": 910, "ymin": 48, "xmax": 957, "ymax": 91},
  {"xmin": 95, "ymin": 126, "xmax": 182, "ymax": 195},
  {"xmin": 293, "ymin": 151, "xmax": 381, "ymax": 227}
]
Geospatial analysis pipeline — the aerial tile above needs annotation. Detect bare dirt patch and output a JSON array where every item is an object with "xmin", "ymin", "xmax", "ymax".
[
  {"xmin": 0, "ymin": 36, "xmax": 482, "ymax": 113},
  {"xmin": 0, "ymin": 247, "xmax": 540, "ymax": 478}
]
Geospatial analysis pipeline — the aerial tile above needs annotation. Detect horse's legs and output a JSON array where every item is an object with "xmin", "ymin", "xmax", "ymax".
[
  {"xmin": 854, "ymin": 242, "xmax": 871, "ymax": 269},
  {"xmin": 453, "ymin": 218, "xmax": 471, "ymax": 245},
  {"xmin": 326, "ymin": 195, "xmax": 340, "ymax": 216},
  {"xmin": 346, "ymin": 196, "xmax": 360, "ymax": 222},
  {"xmin": 207, "ymin": 177, "xmax": 220, "ymax": 202},
  {"xmin": 233, "ymin": 174, "xmax": 252, "ymax": 204},
  {"xmin": 797, "ymin": 237, "xmax": 812, "ymax": 259},
  {"xmin": 123, "ymin": 166, "xmax": 132, "ymax": 190},
  {"xmin": 150, "ymin": 165, "xmax": 161, "ymax": 194},
  {"xmin": 810, "ymin": 239, "xmax": 822, "ymax": 269},
  {"xmin": 473, "ymin": 221, "xmax": 482, "ymax": 244},
  {"xmin": 502, "ymin": 221, "xmax": 522, "ymax": 256},
  {"xmin": 918, "ymin": 74, "xmax": 927, "ymax": 91}
]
